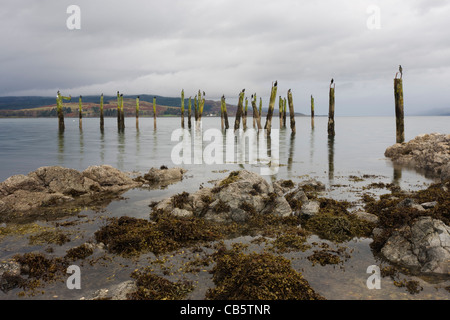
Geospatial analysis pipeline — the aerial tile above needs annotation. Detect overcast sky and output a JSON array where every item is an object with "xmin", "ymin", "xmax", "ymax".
[{"xmin": 1, "ymin": 0, "xmax": 450, "ymax": 115}]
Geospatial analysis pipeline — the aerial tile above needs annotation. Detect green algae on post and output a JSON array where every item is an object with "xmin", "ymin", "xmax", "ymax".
[{"xmin": 264, "ymin": 81, "xmax": 278, "ymax": 135}]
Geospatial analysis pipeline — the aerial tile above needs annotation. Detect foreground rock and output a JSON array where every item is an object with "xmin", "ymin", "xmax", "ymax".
[
  {"xmin": 385, "ymin": 133, "xmax": 450, "ymax": 181},
  {"xmin": 381, "ymin": 216, "xmax": 450, "ymax": 274},
  {"xmin": 0, "ymin": 165, "xmax": 141, "ymax": 217},
  {"xmin": 155, "ymin": 170, "xmax": 295, "ymax": 223}
]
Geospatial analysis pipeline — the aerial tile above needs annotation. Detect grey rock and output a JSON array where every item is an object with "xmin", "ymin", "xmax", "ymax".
[
  {"xmin": 420, "ymin": 201, "xmax": 437, "ymax": 209},
  {"xmin": 397, "ymin": 198, "xmax": 425, "ymax": 211},
  {"xmin": 299, "ymin": 200, "xmax": 320, "ymax": 218},
  {"xmin": 82, "ymin": 280, "xmax": 137, "ymax": 300},
  {"xmin": 298, "ymin": 179, "xmax": 326, "ymax": 191},
  {"xmin": 385, "ymin": 133, "xmax": 450, "ymax": 181},
  {"xmin": 351, "ymin": 210, "xmax": 379, "ymax": 224},
  {"xmin": 381, "ymin": 216, "xmax": 450, "ymax": 274},
  {"xmin": 143, "ymin": 167, "xmax": 187, "ymax": 184}
]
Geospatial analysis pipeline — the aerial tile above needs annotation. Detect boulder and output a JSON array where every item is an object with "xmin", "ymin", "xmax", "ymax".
[
  {"xmin": 81, "ymin": 280, "xmax": 137, "ymax": 300},
  {"xmin": 82, "ymin": 165, "xmax": 138, "ymax": 192},
  {"xmin": 381, "ymin": 216, "xmax": 450, "ymax": 274},
  {"xmin": 0, "ymin": 174, "xmax": 44, "ymax": 196},
  {"xmin": 155, "ymin": 170, "xmax": 294, "ymax": 223},
  {"xmin": 29, "ymin": 166, "xmax": 87, "ymax": 195},
  {"xmin": 299, "ymin": 200, "xmax": 320, "ymax": 218},
  {"xmin": 385, "ymin": 133, "xmax": 450, "ymax": 181},
  {"xmin": 143, "ymin": 167, "xmax": 186, "ymax": 184}
]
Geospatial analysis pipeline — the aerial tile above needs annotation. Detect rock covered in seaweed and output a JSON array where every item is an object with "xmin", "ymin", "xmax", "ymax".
[
  {"xmin": 385, "ymin": 133, "xmax": 450, "ymax": 181},
  {"xmin": 0, "ymin": 165, "xmax": 142, "ymax": 216},
  {"xmin": 154, "ymin": 170, "xmax": 326, "ymax": 223}
]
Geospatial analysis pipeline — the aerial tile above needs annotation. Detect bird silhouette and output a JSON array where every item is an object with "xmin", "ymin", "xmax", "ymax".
[
  {"xmin": 399, "ymin": 65, "xmax": 403, "ymax": 78},
  {"xmin": 331, "ymin": 78, "xmax": 334, "ymax": 85},
  {"xmin": 274, "ymin": 81, "xmax": 278, "ymax": 87}
]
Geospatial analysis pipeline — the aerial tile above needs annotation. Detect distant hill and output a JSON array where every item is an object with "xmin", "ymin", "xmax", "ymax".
[{"xmin": 0, "ymin": 94, "xmax": 307, "ymax": 118}]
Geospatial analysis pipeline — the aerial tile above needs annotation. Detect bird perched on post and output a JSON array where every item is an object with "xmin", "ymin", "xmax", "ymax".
[
  {"xmin": 399, "ymin": 65, "xmax": 403, "ymax": 79},
  {"xmin": 330, "ymin": 78, "xmax": 334, "ymax": 88}
]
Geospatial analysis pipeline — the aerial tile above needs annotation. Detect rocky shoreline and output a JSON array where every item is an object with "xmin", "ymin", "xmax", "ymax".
[{"xmin": 0, "ymin": 133, "xmax": 449, "ymax": 299}]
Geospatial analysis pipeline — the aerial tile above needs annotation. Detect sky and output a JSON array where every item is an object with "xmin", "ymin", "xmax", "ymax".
[{"xmin": 1, "ymin": 0, "xmax": 450, "ymax": 116}]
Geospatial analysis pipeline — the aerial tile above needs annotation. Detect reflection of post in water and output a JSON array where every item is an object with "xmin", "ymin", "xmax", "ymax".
[
  {"xmin": 100, "ymin": 130, "xmax": 105, "ymax": 163},
  {"xmin": 328, "ymin": 135, "xmax": 335, "ymax": 182},
  {"xmin": 393, "ymin": 164, "xmax": 402, "ymax": 186},
  {"xmin": 288, "ymin": 132, "xmax": 295, "ymax": 172},
  {"xmin": 58, "ymin": 131, "xmax": 64, "ymax": 165},
  {"xmin": 309, "ymin": 122, "xmax": 315, "ymax": 165},
  {"xmin": 79, "ymin": 125, "xmax": 84, "ymax": 156},
  {"xmin": 117, "ymin": 130, "xmax": 125, "ymax": 170},
  {"xmin": 136, "ymin": 123, "xmax": 140, "ymax": 158}
]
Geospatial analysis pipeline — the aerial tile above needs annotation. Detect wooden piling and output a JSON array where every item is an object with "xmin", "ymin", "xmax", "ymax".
[
  {"xmin": 287, "ymin": 89, "xmax": 296, "ymax": 134},
  {"xmin": 394, "ymin": 78, "xmax": 404, "ymax": 143},
  {"xmin": 251, "ymin": 94, "xmax": 262, "ymax": 130},
  {"xmin": 198, "ymin": 90, "xmax": 205, "ymax": 121},
  {"xmin": 220, "ymin": 96, "xmax": 225, "ymax": 130},
  {"xmin": 283, "ymin": 98, "xmax": 287, "ymax": 128},
  {"xmin": 153, "ymin": 96, "xmax": 157, "ymax": 129},
  {"xmin": 264, "ymin": 81, "xmax": 278, "ymax": 135},
  {"xmin": 221, "ymin": 95, "xmax": 230, "ymax": 129},
  {"xmin": 328, "ymin": 84, "xmax": 335, "ymax": 137},
  {"xmin": 243, "ymin": 97, "xmax": 248, "ymax": 130},
  {"xmin": 117, "ymin": 91, "xmax": 121, "ymax": 129},
  {"xmin": 136, "ymin": 96, "xmax": 140, "ymax": 128},
  {"xmin": 188, "ymin": 97, "xmax": 192, "ymax": 129},
  {"xmin": 234, "ymin": 89, "xmax": 245, "ymax": 131},
  {"xmin": 100, "ymin": 93, "xmax": 104, "ymax": 131},
  {"xmin": 310, "ymin": 94, "xmax": 315, "ymax": 129},
  {"xmin": 120, "ymin": 94, "xmax": 125, "ymax": 130},
  {"xmin": 78, "ymin": 95, "xmax": 83, "ymax": 129},
  {"xmin": 279, "ymin": 96, "xmax": 283, "ymax": 128},
  {"xmin": 56, "ymin": 91, "xmax": 71, "ymax": 131},
  {"xmin": 181, "ymin": 89, "xmax": 185, "ymax": 129},
  {"xmin": 194, "ymin": 95, "xmax": 198, "ymax": 122}
]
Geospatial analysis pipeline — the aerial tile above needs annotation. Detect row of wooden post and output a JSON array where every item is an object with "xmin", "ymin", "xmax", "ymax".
[{"xmin": 57, "ymin": 70, "xmax": 404, "ymax": 143}]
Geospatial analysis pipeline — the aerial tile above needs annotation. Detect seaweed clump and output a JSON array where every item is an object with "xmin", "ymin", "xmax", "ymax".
[
  {"xmin": 206, "ymin": 243, "xmax": 324, "ymax": 300},
  {"xmin": 94, "ymin": 214, "xmax": 225, "ymax": 256},
  {"xmin": 65, "ymin": 244, "xmax": 94, "ymax": 261},
  {"xmin": 127, "ymin": 268, "xmax": 193, "ymax": 300},
  {"xmin": 303, "ymin": 198, "xmax": 374, "ymax": 242}
]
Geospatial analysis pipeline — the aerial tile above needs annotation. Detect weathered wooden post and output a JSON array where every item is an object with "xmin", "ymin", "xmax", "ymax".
[
  {"xmin": 328, "ymin": 81, "xmax": 335, "ymax": 137},
  {"xmin": 251, "ymin": 94, "xmax": 262, "ymax": 130},
  {"xmin": 117, "ymin": 91, "xmax": 121, "ymax": 129},
  {"xmin": 56, "ymin": 91, "xmax": 71, "ymax": 131},
  {"xmin": 310, "ymin": 94, "xmax": 315, "ymax": 129},
  {"xmin": 78, "ymin": 95, "xmax": 83, "ymax": 129},
  {"xmin": 100, "ymin": 93, "xmax": 104, "ymax": 131},
  {"xmin": 243, "ymin": 97, "xmax": 248, "ymax": 130},
  {"xmin": 220, "ymin": 96, "xmax": 225, "ymax": 130},
  {"xmin": 221, "ymin": 95, "xmax": 230, "ymax": 130},
  {"xmin": 279, "ymin": 96, "xmax": 283, "ymax": 128},
  {"xmin": 287, "ymin": 89, "xmax": 296, "ymax": 135},
  {"xmin": 234, "ymin": 89, "xmax": 245, "ymax": 131},
  {"xmin": 136, "ymin": 95, "xmax": 140, "ymax": 128},
  {"xmin": 181, "ymin": 89, "xmax": 185, "ymax": 129},
  {"xmin": 194, "ymin": 95, "xmax": 198, "ymax": 122},
  {"xmin": 259, "ymin": 97, "xmax": 262, "ymax": 119},
  {"xmin": 198, "ymin": 90, "xmax": 205, "ymax": 121},
  {"xmin": 188, "ymin": 96, "xmax": 192, "ymax": 129},
  {"xmin": 394, "ymin": 77, "xmax": 404, "ymax": 143},
  {"xmin": 264, "ymin": 81, "xmax": 278, "ymax": 135},
  {"xmin": 120, "ymin": 94, "xmax": 125, "ymax": 130},
  {"xmin": 282, "ymin": 98, "xmax": 287, "ymax": 128},
  {"xmin": 153, "ymin": 96, "xmax": 157, "ymax": 129}
]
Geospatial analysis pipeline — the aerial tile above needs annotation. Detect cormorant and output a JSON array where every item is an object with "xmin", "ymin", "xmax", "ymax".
[{"xmin": 399, "ymin": 65, "xmax": 403, "ymax": 78}]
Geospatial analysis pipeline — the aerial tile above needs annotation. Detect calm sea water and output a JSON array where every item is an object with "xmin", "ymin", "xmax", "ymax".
[
  {"xmin": 0, "ymin": 116, "xmax": 448, "ymax": 187},
  {"xmin": 1, "ymin": 116, "xmax": 449, "ymax": 300}
]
